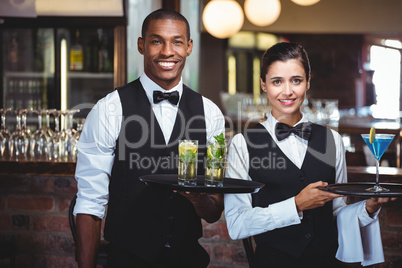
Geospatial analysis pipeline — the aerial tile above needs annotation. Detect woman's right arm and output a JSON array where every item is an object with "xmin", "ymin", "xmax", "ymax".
[{"xmin": 224, "ymin": 134, "xmax": 301, "ymax": 240}]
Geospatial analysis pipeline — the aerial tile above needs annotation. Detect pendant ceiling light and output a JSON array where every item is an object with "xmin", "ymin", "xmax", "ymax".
[
  {"xmin": 291, "ymin": 0, "xmax": 320, "ymax": 6},
  {"xmin": 244, "ymin": 0, "xmax": 281, "ymax": 27},
  {"xmin": 202, "ymin": 0, "xmax": 244, "ymax": 39}
]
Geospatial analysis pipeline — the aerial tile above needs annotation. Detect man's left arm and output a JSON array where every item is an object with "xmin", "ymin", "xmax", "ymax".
[{"xmin": 177, "ymin": 192, "xmax": 224, "ymax": 223}]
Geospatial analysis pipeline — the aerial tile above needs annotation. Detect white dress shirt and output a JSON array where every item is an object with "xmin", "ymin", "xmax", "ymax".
[
  {"xmin": 224, "ymin": 113, "xmax": 378, "ymax": 240},
  {"xmin": 74, "ymin": 73, "xmax": 225, "ymax": 218}
]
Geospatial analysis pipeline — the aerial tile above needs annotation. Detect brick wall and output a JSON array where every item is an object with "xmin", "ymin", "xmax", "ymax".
[
  {"xmin": 0, "ymin": 174, "xmax": 77, "ymax": 267},
  {"xmin": 1, "ymin": 173, "xmax": 402, "ymax": 268},
  {"xmin": 0, "ymin": 174, "xmax": 248, "ymax": 268}
]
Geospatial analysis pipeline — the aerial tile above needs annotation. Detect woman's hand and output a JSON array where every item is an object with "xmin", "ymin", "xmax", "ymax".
[
  {"xmin": 295, "ymin": 181, "xmax": 342, "ymax": 212},
  {"xmin": 365, "ymin": 197, "xmax": 398, "ymax": 215}
]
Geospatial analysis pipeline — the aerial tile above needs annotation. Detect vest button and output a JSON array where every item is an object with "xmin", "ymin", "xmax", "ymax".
[
  {"xmin": 299, "ymin": 175, "xmax": 304, "ymax": 181},
  {"xmin": 305, "ymin": 233, "xmax": 311, "ymax": 239}
]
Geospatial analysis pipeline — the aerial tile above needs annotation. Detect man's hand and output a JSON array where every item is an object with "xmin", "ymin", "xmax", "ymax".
[
  {"xmin": 295, "ymin": 181, "xmax": 342, "ymax": 213},
  {"xmin": 174, "ymin": 191, "xmax": 224, "ymax": 223},
  {"xmin": 366, "ymin": 197, "xmax": 398, "ymax": 215}
]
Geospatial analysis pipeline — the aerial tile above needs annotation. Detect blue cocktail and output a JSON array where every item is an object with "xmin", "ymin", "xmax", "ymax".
[{"xmin": 361, "ymin": 133, "xmax": 395, "ymax": 192}]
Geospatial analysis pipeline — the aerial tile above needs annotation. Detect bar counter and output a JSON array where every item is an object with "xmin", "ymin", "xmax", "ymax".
[{"xmin": 0, "ymin": 161, "xmax": 76, "ymax": 175}]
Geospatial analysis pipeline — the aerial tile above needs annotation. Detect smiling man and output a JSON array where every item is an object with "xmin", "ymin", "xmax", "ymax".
[{"xmin": 73, "ymin": 9, "xmax": 225, "ymax": 268}]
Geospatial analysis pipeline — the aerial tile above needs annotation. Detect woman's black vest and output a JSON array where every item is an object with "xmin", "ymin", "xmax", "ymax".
[
  {"xmin": 245, "ymin": 123, "xmax": 338, "ymax": 259},
  {"xmin": 104, "ymin": 79, "xmax": 207, "ymax": 264}
]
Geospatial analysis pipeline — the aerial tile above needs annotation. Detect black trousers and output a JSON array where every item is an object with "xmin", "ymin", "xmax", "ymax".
[
  {"xmin": 252, "ymin": 243, "xmax": 345, "ymax": 268},
  {"xmin": 107, "ymin": 243, "xmax": 209, "ymax": 268}
]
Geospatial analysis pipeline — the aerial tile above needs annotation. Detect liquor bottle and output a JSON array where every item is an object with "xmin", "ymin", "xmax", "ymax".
[
  {"xmin": 6, "ymin": 80, "xmax": 15, "ymax": 109},
  {"xmin": 27, "ymin": 80, "xmax": 34, "ymax": 109},
  {"xmin": 9, "ymin": 33, "xmax": 19, "ymax": 71},
  {"xmin": 70, "ymin": 30, "xmax": 84, "ymax": 71},
  {"xmin": 16, "ymin": 80, "xmax": 25, "ymax": 109},
  {"xmin": 97, "ymin": 29, "xmax": 113, "ymax": 72}
]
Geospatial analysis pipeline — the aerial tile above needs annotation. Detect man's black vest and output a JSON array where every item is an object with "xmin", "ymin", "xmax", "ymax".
[
  {"xmin": 104, "ymin": 79, "xmax": 208, "ymax": 264},
  {"xmin": 244, "ymin": 123, "xmax": 338, "ymax": 259}
]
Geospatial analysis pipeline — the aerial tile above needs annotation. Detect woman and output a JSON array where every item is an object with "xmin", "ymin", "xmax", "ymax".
[{"xmin": 224, "ymin": 42, "xmax": 392, "ymax": 268}]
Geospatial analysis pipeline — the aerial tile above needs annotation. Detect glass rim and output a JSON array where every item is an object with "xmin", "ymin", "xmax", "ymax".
[{"xmin": 361, "ymin": 133, "xmax": 395, "ymax": 138}]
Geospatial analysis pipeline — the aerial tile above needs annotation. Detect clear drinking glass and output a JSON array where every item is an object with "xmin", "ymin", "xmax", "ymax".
[
  {"xmin": 178, "ymin": 140, "xmax": 198, "ymax": 186},
  {"xmin": 205, "ymin": 139, "xmax": 226, "ymax": 187}
]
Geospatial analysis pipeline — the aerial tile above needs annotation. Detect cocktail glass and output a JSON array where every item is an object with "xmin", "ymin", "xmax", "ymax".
[
  {"xmin": 361, "ymin": 133, "xmax": 395, "ymax": 192},
  {"xmin": 178, "ymin": 140, "xmax": 198, "ymax": 186}
]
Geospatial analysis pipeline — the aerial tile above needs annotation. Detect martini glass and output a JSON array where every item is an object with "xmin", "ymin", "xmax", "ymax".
[{"xmin": 361, "ymin": 133, "xmax": 395, "ymax": 192}]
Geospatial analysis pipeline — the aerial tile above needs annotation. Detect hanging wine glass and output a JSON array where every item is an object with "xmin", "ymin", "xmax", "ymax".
[
  {"xmin": 43, "ymin": 109, "xmax": 56, "ymax": 160},
  {"xmin": 30, "ymin": 110, "xmax": 51, "ymax": 161},
  {"xmin": 9, "ymin": 109, "xmax": 30, "ymax": 161},
  {"xmin": 21, "ymin": 109, "xmax": 33, "ymax": 160},
  {"xmin": 44, "ymin": 109, "xmax": 56, "ymax": 138},
  {"xmin": 58, "ymin": 110, "xmax": 71, "ymax": 162},
  {"xmin": 0, "ymin": 108, "xmax": 12, "ymax": 160},
  {"xmin": 51, "ymin": 110, "xmax": 62, "ymax": 162},
  {"xmin": 69, "ymin": 118, "xmax": 85, "ymax": 162},
  {"xmin": 64, "ymin": 109, "xmax": 80, "ymax": 161}
]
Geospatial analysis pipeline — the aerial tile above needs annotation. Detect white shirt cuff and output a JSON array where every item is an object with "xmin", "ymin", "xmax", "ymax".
[
  {"xmin": 73, "ymin": 196, "xmax": 106, "ymax": 219},
  {"xmin": 269, "ymin": 197, "xmax": 301, "ymax": 228},
  {"xmin": 358, "ymin": 200, "xmax": 380, "ymax": 227}
]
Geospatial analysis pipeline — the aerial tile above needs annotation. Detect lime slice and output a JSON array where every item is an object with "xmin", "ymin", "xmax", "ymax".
[
  {"xmin": 207, "ymin": 146, "xmax": 214, "ymax": 159},
  {"xmin": 369, "ymin": 127, "xmax": 376, "ymax": 144},
  {"xmin": 179, "ymin": 141, "xmax": 197, "ymax": 156}
]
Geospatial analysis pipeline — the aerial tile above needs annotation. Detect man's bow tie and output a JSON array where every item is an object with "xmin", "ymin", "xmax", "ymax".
[
  {"xmin": 153, "ymin": 90, "xmax": 179, "ymax": 105},
  {"xmin": 275, "ymin": 122, "xmax": 312, "ymax": 141}
]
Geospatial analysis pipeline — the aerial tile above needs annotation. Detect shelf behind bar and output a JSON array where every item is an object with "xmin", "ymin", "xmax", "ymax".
[{"xmin": 0, "ymin": 161, "xmax": 76, "ymax": 176}]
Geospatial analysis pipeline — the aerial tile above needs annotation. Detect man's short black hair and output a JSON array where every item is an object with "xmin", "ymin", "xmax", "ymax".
[{"xmin": 141, "ymin": 8, "xmax": 191, "ymax": 40}]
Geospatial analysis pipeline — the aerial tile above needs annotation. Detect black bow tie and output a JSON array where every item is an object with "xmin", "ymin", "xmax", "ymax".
[
  {"xmin": 275, "ymin": 122, "xmax": 312, "ymax": 141},
  {"xmin": 153, "ymin": 90, "xmax": 179, "ymax": 105}
]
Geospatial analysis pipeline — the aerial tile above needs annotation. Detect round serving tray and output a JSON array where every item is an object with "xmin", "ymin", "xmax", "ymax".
[
  {"xmin": 139, "ymin": 174, "xmax": 264, "ymax": 194},
  {"xmin": 318, "ymin": 182, "xmax": 402, "ymax": 197}
]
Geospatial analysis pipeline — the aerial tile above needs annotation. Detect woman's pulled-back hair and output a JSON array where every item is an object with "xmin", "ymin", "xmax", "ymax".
[{"xmin": 260, "ymin": 42, "xmax": 311, "ymax": 82}]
